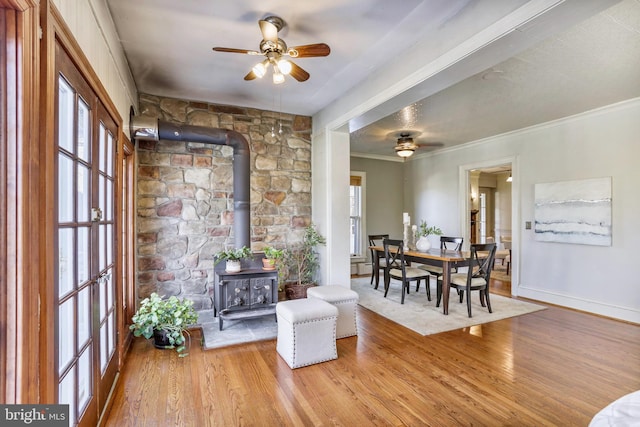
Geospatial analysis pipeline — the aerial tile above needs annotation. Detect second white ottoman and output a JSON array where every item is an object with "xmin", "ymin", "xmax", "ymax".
[
  {"xmin": 307, "ymin": 285, "xmax": 359, "ymax": 338},
  {"xmin": 276, "ymin": 298, "xmax": 338, "ymax": 369}
]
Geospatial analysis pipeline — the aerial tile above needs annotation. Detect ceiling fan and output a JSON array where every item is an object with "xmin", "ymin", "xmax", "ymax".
[
  {"xmin": 212, "ymin": 15, "xmax": 330, "ymax": 84},
  {"xmin": 391, "ymin": 131, "xmax": 444, "ymax": 158}
]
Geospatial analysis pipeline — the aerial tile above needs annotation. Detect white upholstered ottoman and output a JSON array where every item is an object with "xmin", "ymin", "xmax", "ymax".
[
  {"xmin": 306, "ymin": 285, "xmax": 359, "ymax": 338},
  {"xmin": 276, "ymin": 298, "xmax": 338, "ymax": 369}
]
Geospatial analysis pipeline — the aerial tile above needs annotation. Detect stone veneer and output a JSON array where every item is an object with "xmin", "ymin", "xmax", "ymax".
[{"xmin": 136, "ymin": 94, "xmax": 312, "ymax": 309}]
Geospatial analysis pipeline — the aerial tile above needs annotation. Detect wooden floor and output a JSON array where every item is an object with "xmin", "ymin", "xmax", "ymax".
[{"xmin": 104, "ymin": 277, "xmax": 640, "ymax": 426}]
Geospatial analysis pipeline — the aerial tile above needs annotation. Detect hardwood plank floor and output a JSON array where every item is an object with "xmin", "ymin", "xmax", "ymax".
[{"xmin": 104, "ymin": 279, "xmax": 640, "ymax": 426}]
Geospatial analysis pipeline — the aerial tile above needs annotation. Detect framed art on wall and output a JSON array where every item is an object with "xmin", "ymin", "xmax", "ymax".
[{"xmin": 534, "ymin": 177, "xmax": 612, "ymax": 246}]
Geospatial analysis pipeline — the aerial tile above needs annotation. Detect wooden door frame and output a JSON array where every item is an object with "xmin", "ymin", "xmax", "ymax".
[
  {"xmin": 1, "ymin": 0, "xmax": 41, "ymax": 404},
  {"xmin": 117, "ymin": 136, "xmax": 136, "ymax": 363},
  {"xmin": 458, "ymin": 156, "xmax": 518, "ymax": 292}
]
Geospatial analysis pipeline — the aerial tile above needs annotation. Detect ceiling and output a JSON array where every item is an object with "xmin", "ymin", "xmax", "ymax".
[{"xmin": 105, "ymin": 0, "xmax": 640, "ymax": 160}]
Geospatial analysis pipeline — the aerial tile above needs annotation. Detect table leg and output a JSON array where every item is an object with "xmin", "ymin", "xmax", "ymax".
[
  {"xmin": 441, "ymin": 260, "xmax": 450, "ymax": 315},
  {"xmin": 373, "ymin": 250, "xmax": 381, "ymax": 289}
]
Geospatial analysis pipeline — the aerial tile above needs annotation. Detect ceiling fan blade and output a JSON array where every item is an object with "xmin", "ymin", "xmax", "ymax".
[
  {"xmin": 244, "ymin": 70, "xmax": 258, "ymax": 81},
  {"xmin": 289, "ymin": 61, "xmax": 310, "ymax": 82},
  {"xmin": 287, "ymin": 43, "xmax": 331, "ymax": 58},
  {"xmin": 259, "ymin": 19, "xmax": 278, "ymax": 43},
  {"xmin": 213, "ymin": 47, "xmax": 261, "ymax": 55},
  {"xmin": 417, "ymin": 142, "xmax": 445, "ymax": 148}
]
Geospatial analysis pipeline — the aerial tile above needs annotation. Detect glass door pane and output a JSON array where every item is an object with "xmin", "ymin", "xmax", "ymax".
[
  {"xmin": 57, "ymin": 78, "xmax": 74, "ymax": 154},
  {"xmin": 97, "ymin": 121, "xmax": 116, "ymax": 376}
]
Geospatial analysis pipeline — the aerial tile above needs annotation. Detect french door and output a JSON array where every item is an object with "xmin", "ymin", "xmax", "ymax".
[{"xmin": 55, "ymin": 42, "xmax": 118, "ymax": 427}]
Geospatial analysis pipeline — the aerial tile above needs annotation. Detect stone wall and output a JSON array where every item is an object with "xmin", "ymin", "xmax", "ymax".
[{"xmin": 136, "ymin": 94, "xmax": 312, "ymax": 308}]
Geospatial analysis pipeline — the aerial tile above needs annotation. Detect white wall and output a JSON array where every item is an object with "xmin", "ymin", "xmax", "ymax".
[
  {"xmin": 406, "ymin": 98, "xmax": 640, "ymax": 323},
  {"xmin": 313, "ymin": 130, "xmax": 351, "ymax": 288},
  {"xmin": 53, "ymin": 0, "xmax": 138, "ymax": 126}
]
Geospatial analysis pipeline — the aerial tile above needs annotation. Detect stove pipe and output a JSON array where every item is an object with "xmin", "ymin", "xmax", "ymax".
[{"xmin": 130, "ymin": 116, "xmax": 250, "ymax": 249}]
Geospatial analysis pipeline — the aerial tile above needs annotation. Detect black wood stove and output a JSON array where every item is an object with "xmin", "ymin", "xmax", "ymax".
[{"xmin": 213, "ymin": 253, "xmax": 278, "ymax": 330}]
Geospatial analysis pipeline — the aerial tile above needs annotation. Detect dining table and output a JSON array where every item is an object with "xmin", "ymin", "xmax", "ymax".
[{"xmin": 369, "ymin": 245, "xmax": 467, "ymax": 315}]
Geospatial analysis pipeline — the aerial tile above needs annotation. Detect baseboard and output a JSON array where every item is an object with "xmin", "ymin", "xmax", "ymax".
[{"xmin": 517, "ymin": 285, "xmax": 640, "ymax": 324}]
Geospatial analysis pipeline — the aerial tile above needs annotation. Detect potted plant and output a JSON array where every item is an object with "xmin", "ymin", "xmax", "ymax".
[
  {"xmin": 282, "ymin": 224, "xmax": 326, "ymax": 299},
  {"xmin": 130, "ymin": 292, "xmax": 198, "ymax": 357},
  {"xmin": 415, "ymin": 220, "xmax": 443, "ymax": 251},
  {"xmin": 214, "ymin": 245, "xmax": 252, "ymax": 272},
  {"xmin": 262, "ymin": 245, "xmax": 283, "ymax": 271}
]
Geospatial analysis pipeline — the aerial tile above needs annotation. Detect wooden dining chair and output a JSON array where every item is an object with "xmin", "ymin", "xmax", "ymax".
[
  {"xmin": 383, "ymin": 238, "xmax": 431, "ymax": 304},
  {"xmin": 417, "ymin": 236, "xmax": 463, "ymax": 293},
  {"xmin": 368, "ymin": 234, "xmax": 390, "ymax": 288},
  {"xmin": 504, "ymin": 240, "xmax": 512, "ymax": 275},
  {"xmin": 437, "ymin": 243, "xmax": 497, "ymax": 317},
  {"xmin": 494, "ymin": 236, "xmax": 511, "ymax": 268}
]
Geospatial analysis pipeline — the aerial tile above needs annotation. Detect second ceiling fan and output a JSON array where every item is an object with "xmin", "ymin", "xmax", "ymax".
[
  {"xmin": 391, "ymin": 131, "xmax": 444, "ymax": 158},
  {"xmin": 212, "ymin": 15, "xmax": 330, "ymax": 84}
]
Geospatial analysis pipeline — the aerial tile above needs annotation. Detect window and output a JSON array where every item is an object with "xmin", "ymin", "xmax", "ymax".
[
  {"xmin": 350, "ymin": 173, "xmax": 365, "ymax": 257},
  {"xmin": 479, "ymin": 192, "xmax": 487, "ymax": 243}
]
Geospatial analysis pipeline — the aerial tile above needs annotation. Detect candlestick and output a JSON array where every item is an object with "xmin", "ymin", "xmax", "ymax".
[
  {"xmin": 411, "ymin": 225, "xmax": 418, "ymax": 250},
  {"xmin": 403, "ymin": 224, "xmax": 410, "ymax": 251}
]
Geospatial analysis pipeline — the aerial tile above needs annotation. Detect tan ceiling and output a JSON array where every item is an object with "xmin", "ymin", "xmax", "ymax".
[{"xmin": 105, "ymin": 0, "xmax": 640, "ymax": 160}]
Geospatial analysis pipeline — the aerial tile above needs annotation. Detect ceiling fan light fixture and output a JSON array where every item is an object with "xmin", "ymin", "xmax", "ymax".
[
  {"xmin": 396, "ymin": 147, "xmax": 415, "ymax": 158},
  {"xmin": 272, "ymin": 71, "xmax": 285, "ymax": 85},
  {"xmin": 394, "ymin": 132, "xmax": 418, "ymax": 157},
  {"xmin": 277, "ymin": 59, "xmax": 292, "ymax": 75},
  {"xmin": 252, "ymin": 60, "xmax": 268, "ymax": 78}
]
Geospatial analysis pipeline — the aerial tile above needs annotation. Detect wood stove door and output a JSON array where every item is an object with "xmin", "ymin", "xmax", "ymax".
[
  {"xmin": 222, "ymin": 278, "xmax": 251, "ymax": 311},
  {"xmin": 251, "ymin": 277, "xmax": 276, "ymax": 306}
]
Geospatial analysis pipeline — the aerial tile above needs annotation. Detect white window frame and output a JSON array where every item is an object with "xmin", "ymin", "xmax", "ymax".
[{"xmin": 350, "ymin": 171, "xmax": 366, "ymax": 259}]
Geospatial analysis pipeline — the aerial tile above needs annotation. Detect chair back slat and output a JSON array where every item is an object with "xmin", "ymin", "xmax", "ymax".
[
  {"xmin": 368, "ymin": 234, "xmax": 389, "ymax": 247},
  {"xmin": 383, "ymin": 238, "xmax": 404, "ymax": 269},
  {"xmin": 440, "ymin": 236, "xmax": 463, "ymax": 251},
  {"xmin": 369, "ymin": 234, "xmax": 389, "ymax": 257},
  {"xmin": 368, "ymin": 234, "xmax": 389, "ymax": 264},
  {"xmin": 469, "ymin": 243, "xmax": 497, "ymax": 281}
]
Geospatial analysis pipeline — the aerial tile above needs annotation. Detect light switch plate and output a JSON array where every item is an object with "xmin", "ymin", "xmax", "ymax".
[{"xmin": 525, "ymin": 221, "xmax": 532, "ymax": 230}]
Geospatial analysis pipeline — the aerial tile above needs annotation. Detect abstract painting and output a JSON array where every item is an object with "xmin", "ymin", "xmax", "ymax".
[{"xmin": 534, "ymin": 177, "xmax": 611, "ymax": 246}]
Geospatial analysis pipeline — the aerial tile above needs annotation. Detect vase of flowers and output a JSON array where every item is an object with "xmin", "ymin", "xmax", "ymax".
[{"xmin": 416, "ymin": 220, "xmax": 442, "ymax": 251}]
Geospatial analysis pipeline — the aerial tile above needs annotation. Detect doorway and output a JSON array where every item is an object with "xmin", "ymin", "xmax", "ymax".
[
  {"xmin": 459, "ymin": 157, "xmax": 516, "ymax": 294},
  {"xmin": 472, "ymin": 170, "xmax": 511, "ymax": 244}
]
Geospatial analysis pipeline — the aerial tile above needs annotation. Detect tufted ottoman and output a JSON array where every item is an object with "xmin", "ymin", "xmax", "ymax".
[
  {"xmin": 276, "ymin": 298, "xmax": 338, "ymax": 369},
  {"xmin": 306, "ymin": 285, "xmax": 359, "ymax": 339}
]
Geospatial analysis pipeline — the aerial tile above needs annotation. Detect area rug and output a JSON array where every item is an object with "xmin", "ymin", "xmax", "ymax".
[
  {"xmin": 197, "ymin": 309, "xmax": 277, "ymax": 350},
  {"xmin": 352, "ymin": 276, "xmax": 545, "ymax": 335},
  {"xmin": 491, "ymin": 263, "xmax": 511, "ymax": 282}
]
